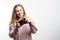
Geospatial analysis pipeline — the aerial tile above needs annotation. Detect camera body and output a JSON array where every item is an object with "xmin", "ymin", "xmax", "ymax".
[{"xmin": 18, "ymin": 18, "xmax": 27, "ymax": 26}]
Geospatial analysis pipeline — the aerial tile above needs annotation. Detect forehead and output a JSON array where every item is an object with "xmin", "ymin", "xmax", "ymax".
[{"xmin": 15, "ymin": 6, "xmax": 23, "ymax": 10}]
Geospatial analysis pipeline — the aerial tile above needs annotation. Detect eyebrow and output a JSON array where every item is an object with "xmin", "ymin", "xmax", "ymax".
[{"xmin": 15, "ymin": 10, "xmax": 19, "ymax": 12}]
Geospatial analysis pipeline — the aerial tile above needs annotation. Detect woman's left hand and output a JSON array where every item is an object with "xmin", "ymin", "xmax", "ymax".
[{"xmin": 25, "ymin": 16, "xmax": 31, "ymax": 23}]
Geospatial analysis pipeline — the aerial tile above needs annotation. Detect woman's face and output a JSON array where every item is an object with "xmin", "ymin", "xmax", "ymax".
[{"xmin": 15, "ymin": 6, "xmax": 24, "ymax": 18}]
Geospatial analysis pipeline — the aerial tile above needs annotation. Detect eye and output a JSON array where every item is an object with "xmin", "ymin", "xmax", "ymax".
[
  {"xmin": 16, "ymin": 10, "xmax": 19, "ymax": 12},
  {"xmin": 20, "ymin": 9, "xmax": 22, "ymax": 11}
]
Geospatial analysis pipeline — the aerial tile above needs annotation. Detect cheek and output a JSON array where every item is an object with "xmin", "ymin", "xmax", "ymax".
[
  {"xmin": 16, "ymin": 12, "xmax": 19, "ymax": 15},
  {"xmin": 20, "ymin": 12, "xmax": 24, "ymax": 16},
  {"xmin": 16, "ymin": 12, "xmax": 20, "ymax": 17},
  {"xmin": 20, "ymin": 11, "xmax": 24, "ymax": 16}
]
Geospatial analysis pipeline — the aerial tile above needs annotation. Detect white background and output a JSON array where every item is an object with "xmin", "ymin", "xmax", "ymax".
[{"xmin": 0, "ymin": 0, "xmax": 60, "ymax": 40}]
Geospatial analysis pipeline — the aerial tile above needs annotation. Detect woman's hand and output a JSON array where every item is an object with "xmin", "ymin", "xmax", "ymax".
[
  {"xmin": 16, "ymin": 22, "xmax": 21, "ymax": 27},
  {"xmin": 25, "ymin": 16, "xmax": 31, "ymax": 23},
  {"xmin": 13, "ymin": 21, "xmax": 21, "ymax": 30}
]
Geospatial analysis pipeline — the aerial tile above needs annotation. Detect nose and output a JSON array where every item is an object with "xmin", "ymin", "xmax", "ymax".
[{"xmin": 17, "ymin": 10, "xmax": 21, "ymax": 14}]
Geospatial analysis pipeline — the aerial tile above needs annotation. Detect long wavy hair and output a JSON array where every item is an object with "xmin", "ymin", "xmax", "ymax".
[{"xmin": 9, "ymin": 4, "xmax": 26, "ymax": 25}]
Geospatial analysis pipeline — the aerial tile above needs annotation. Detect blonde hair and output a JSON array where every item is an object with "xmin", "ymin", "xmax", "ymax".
[{"xmin": 9, "ymin": 4, "xmax": 26, "ymax": 25}]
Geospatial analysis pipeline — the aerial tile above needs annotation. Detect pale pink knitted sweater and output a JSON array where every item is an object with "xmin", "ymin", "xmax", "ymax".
[{"xmin": 9, "ymin": 23, "xmax": 37, "ymax": 40}]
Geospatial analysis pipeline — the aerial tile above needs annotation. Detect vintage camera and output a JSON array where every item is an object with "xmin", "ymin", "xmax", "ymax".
[{"xmin": 18, "ymin": 18, "xmax": 27, "ymax": 26}]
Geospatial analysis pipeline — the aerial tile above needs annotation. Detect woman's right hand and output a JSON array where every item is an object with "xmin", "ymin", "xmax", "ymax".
[
  {"xmin": 16, "ymin": 21, "xmax": 21, "ymax": 27},
  {"xmin": 15, "ymin": 21, "xmax": 21, "ymax": 29},
  {"xmin": 13, "ymin": 21, "xmax": 21, "ymax": 26},
  {"xmin": 12, "ymin": 21, "xmax": 21, "ymax": 32}
]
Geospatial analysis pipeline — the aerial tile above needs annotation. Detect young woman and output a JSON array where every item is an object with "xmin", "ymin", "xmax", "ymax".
[{"xmin": 9, "ymin": 4, "xmax": 37, "ymax": 40}]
